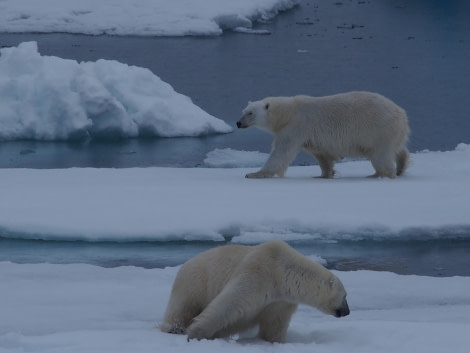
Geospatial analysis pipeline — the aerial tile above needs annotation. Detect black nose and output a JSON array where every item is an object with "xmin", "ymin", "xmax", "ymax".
[
  {"xmin": 335, "ymin": 307, "xmax": 349, "ymax": 317},
  {"xmin": 335, "ymin": 298, "xmax": 350, "ymax": 317},
  {"xmin": 335, "ymin": 307, "xmax": 350, "ymax": 317},
  {"xmin": 236, "ymin": 121, "xmax": 242, "ymax": 128}
]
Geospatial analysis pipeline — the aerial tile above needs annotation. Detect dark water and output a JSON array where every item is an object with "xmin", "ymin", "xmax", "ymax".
[
  {"xmin": 1, "ymin": 1, "xmax": 470, "ymax": 276},
  {"xmin": 1, "ymin": 0, "xmax": 469, "ymax": 168},
  {"xmin": 1, "ymin": 237, "xmax": 470, "ymax": 277}
]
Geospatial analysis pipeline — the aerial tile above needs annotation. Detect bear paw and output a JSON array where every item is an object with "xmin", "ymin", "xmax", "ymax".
[
  {"xmin": 245, "ymin": 171, "xmax": 275, "ymax": 178},
  {"xmin": 186, "ymin": 324, "xmax": 211, "ymax": 341}
]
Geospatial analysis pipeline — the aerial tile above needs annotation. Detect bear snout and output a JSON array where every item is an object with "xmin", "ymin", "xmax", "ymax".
[
  {"xmin": 335, "ymin": 298, "xmax": 350, "ymax": 318},
  {"xmin": 236, "ymin": 115, "xmax": 252, "ymax": 129},
  {"xmin": 237, "ymin": 119, "xmax": 249, "ymax": 129}
]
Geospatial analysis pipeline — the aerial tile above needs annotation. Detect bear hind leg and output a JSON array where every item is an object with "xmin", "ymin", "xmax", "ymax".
[
  {"xmin": 395, "ymin": 147, "xmax": 410, "ymax": 176},
  {"xmin": 160, "ymin": 295, "xmax": 203, "ymax": 335},
  {"xmin": 258, "ymin": 302, "xmax": 298, "ymax": 343},
  {"xmin": 370, "ymin": 150, "xmax": 396, "ymax": 178}
]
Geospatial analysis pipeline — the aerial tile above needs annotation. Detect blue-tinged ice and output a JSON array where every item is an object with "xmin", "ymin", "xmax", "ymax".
[{"xmin": 0, "ymin": 42, "xmax": 233, "ymax": 141}]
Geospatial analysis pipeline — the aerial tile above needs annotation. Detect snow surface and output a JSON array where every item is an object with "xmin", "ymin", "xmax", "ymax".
[
  {"xmin": 0, "ymin": 0, "xmax": 298, "ymax": 36},
  {"xmin": 0, "ymin": 42, "xmax": 232, "ymax": 141},
  {"xmin": 1, "ymin": 146, "xmax": 470, "ymax": 352},
  {"xmin": 1, "ymin": 262, "xmax": 470, "ymax": 353},
  {"xmin": 0, "ymin": 144, "xmax": 469, "ymax": 243}
]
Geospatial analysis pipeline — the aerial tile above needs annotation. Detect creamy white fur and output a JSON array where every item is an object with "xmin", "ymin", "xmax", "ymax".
[
  {"xmin": 237, "ymin": 91, "xmax": 410, "ymax": 178},
  {"xmin": 160, "ymin": 240, "xmax": 349, "ymax": 342}
]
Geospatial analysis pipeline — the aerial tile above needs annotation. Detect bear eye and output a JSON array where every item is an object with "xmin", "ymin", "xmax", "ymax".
[{"xmin": 265, "ymin": 103, "xmax": 270, "ymax": 110}]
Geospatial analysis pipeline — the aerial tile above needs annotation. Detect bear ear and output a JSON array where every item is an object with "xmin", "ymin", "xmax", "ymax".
[{"xmin": 265, "ymin": 103, "xmax": 270, "ymax": 110}]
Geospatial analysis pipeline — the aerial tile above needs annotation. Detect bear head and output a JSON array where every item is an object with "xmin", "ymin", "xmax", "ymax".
[
  {"xmin": 237, "ymin": 99, "xmax": 270, "ymax": 130},
  {"xmin": 316, "ymin": 276, "xmax": 350, "ymax": 318}
]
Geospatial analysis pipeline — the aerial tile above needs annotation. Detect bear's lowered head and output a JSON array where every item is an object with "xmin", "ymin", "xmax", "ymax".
[{"xmin": 319, "ymin": 276, "xmax": 350, "ymax": 318}]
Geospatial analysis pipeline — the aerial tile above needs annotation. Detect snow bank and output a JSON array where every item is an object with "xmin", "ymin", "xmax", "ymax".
[
  {"xmin": 1, "ymin": 262, "xmax": 469, "ymax": 353},
  {"xmin": 0, "ymin": 0, "xmax": 298, "ymax": 36},
  {"xmin": 0, "ymin": 144, "xmax": 469, "ymax": 242},
  {"xmin": 0, "ymin": 42, "xmax": 232, "ymax": 141}
]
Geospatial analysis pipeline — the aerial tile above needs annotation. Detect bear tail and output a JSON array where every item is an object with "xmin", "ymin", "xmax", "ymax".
[{"xmin": 396, "ymin": 147, "xmax": 410, "ymax": 176}]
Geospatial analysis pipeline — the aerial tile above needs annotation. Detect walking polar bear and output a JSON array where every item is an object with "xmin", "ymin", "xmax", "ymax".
[
  {"xmin": 160, "ymin": 240, "xmax": 349, "ymax": 343},
  {"xmin": 237, "ymin": 91, "xmax": 410, "ymax": 178}
]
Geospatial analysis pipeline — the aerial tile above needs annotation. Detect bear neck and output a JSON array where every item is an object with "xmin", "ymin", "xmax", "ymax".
[
  {"xmin": 266, "ymin": 101, "xmax": 294, "ymax": 133},
  {"xmin": 278, "ymin": 254, "xmax": 330, "ymax": 308}
]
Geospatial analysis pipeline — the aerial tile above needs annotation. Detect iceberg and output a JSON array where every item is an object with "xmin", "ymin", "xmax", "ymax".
[
  {"xmin": 0, "ymin": 42, "xmax": 233, "ymax": 141},
  {"xmin": 0, "ymin": 0, "xmax": 299, "ymax": 36}
]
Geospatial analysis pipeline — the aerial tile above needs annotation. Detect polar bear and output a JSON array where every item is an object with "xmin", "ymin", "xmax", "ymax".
[
  {"xmin": 160, "ymin": 240, "xmax": 349, "ymax": 343},
  {"xmin": 237, "ymin": 91, "xmax": 410, "ymax": 178}
]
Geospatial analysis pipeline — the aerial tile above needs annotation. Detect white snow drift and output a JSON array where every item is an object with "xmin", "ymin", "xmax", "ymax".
[{"xmin": 0, "ymin": 42, "xmax": 232, "ymax": 141}]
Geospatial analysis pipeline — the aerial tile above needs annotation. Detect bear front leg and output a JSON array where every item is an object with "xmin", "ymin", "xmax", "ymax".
[
  {"xmin": 187, "ymin": 280, "xmax": 266, "ymax": 340},
  {"xmin": 246, "ymin": 170, "xmax": 276, "ymax": 178},
  {"xmin": 246, "ymin": 136, "xmax": 300, "ymax": 178},
  {"xmin": 258, "ymin": 302, "xmax": 298, "ymax": 343}
]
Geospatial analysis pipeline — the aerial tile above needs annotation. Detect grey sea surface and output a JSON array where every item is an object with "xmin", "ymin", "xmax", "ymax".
[
  {"xmin": 1, "ymin": 236, "xmax": 469, "ymax": 277},
  {"xmin": 0, "ymin": 0, "xmax": 469, "ymax": 168}
]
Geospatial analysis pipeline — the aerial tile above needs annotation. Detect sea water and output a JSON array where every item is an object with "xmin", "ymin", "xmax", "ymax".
[
  {"xmin": 1, "ymin": 1, "xmax": 470, "ymax": 168},
  {"xmin": 1, "ymin": 0, "xmax": 469, "ymax": 275},
  {"xmin": 1, "ymin": 237, "xmax": 469, "ymax": 277}
]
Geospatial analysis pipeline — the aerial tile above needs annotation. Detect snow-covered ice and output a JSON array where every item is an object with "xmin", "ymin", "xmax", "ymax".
[
  {"xmin": 1, "ymin": 146, "xmax": 469, "ymax": 352},
  {"xmin": 0, "ymin": 144, "xmax": 469, "ymax": 242},
  {"xmin": 0, "ymin": 42, "xmax": 232, "ymax": 141},
  {"xmin": 0, "ymin": 0, "xmax": 298, "ymax": 36},
  {"xmin": 1, "ymin": 262, "xmax": 470, "ymax": 353}
]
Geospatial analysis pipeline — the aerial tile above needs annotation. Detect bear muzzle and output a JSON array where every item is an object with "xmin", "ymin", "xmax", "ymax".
[
  {"xmin": 236, "ymin": 114, "xmax": 254, "ymax": 129},
  {"xmin": 335, "ymin": 298, "xmax": 350, "ymax": 318},
  {"xmin": 236, "ymin": 119, "xmax": 250, "ymax": 129}
]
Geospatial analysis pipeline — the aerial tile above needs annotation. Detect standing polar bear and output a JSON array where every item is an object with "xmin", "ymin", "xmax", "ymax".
[
  {"xmin": 160, "ymin": 240, "xmax": 350, "ymax": 343},
  {"xmin": 237, "ymin": 91, "xmax": 410, "ymax": 178}
]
